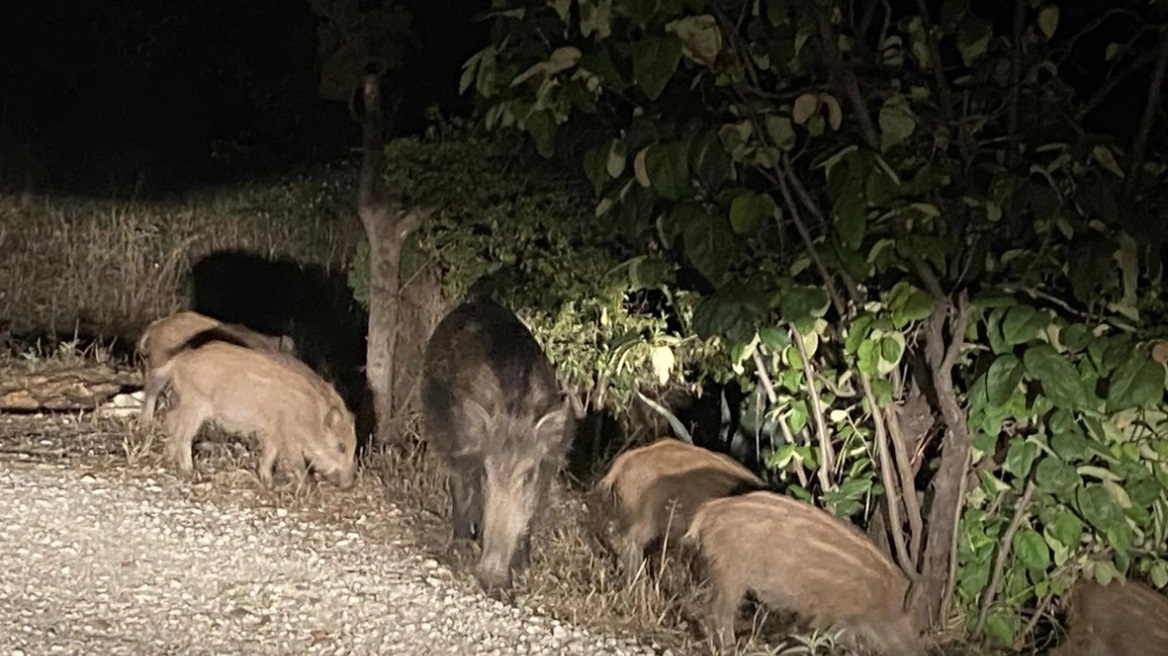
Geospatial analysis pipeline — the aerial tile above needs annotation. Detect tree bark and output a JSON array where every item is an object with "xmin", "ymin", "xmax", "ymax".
[
  {"xmin": 916, "ymin": 290, "xmax": 972, "ymax": 630},
  {"xmin": 1123, "ymin": 24, "xmax": 1168, "ymax": 206},
  {"xmin": 357, "ymin": 73, "xmax": 424, "ymax": 446}
]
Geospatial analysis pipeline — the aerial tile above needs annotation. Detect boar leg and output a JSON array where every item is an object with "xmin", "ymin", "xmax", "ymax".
[
  {"xmin": 278, "ymin": 448, "xmax": 310, "ymax": 488},
  {"xmin": 509, "ymin": 532, "xmax": 532, "ymax": 573},
  {"xmin": 448, "ymin": 459, "xmax": 484, "ymax": 543},
  {"xmin": 708, "ymin": 576, "xmax": 746, "ymax": 651},
  {"xmin": 163, "ymin": 400, "xmax": 207, "ymax": 476}
]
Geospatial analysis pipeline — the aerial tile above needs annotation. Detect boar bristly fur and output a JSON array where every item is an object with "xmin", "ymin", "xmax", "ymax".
[
  {"xmin": 137, "ymin": 310, "xmax": 296, "ymax": 418},
  {"xmin": 594, "ymin": 438, "xmax": 764, "ymax": 577},
  {"xmin": 684, "ymin": 491, "xmax": 924, "ymax": 655},
  {"xmin": 143, "ymin": 341, "xmax": 356, "ymax": 489},
  {"xmin": 1052, "ymin": 578, "xmax": 1168, "ymax": 656},
  {"xmin": 422, "ymin": 299, "xmax": 577, "ymax": 596}
]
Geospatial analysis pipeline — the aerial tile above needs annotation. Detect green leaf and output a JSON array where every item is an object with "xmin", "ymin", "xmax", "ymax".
[
  {"xmin": 878, "ymin": 94, "xmax": 916, "ymax": 151},
  {"xmin": 631, "ymin": 35, "xmax": 683, "ymax": 101},
  {"xmin": 1024, "ymin": 344, "xmax": 1089, "ymax": 410},
  {"xmin": 779, "ymin": 286, "xmax": 830, "ymax": 334},
  {"xmin": 690, "ymin": 128, "xmax": 732, "ymax": 190},
  {"xmin": 833, "ymin": 191, "xmax": 866, "ymax": 251},
  {"xmin": 583, "ymin": 144, "xmax": 609, "ymax": 194},
  {"xmin": 1013, "ymin": 526, "xmax": 1050, "ymax": 572},
  {"xmin": 1001, "ymin": 305, "xmax": 1047, "ymax": 345},
  {"xmin": 682, "ymin": 210, "xmax": 738, "ymax": 285},
  {"xmin": 1037, "ymin": 6, "xmax": 1059, "ymax": 39},
  {"xmin": 1107, "ymin": 352, "xmax": 1165, "ymax": 412},
  {"xmin": 983, "ymin": 611, "xmax": 1014, "ymax": 647},
  {"xmin": 1045, "ymin": 507, "xmax": 1084, "ymax": 550},
  {"xmin": 1004, "ymin": 440, "xmax": 1038, "ymax": 480},
  {"xmin": 857, "ymin": 339, "xmax": 878, "ymax": 376},
  {"xmin": 525, "ymin": 109, "xmax": 557, "ymax": 157},
  {"xmin": 667, "ymin": 14, "xmax": 722, "ymax": 66},
  {"xmin": 985, "ymin": 354, "xmax": 1025, "ymax": 407},
  {"xmin": 730, "ymin": 192, "xmax": 775, "ymax": 235},
  {"xmin": 1034, "ymin": 457, "xmax": 1080, "ymax": 499},
  {"xmin": 645, "ymin": 141, "xmax": 691, "ymax": 200},
  {"xmin": 764, "ymin": 115, "xmax": 796, "ymax": 151},
  {"xmin": 1077, "ymin": 484, "xmax": 1124, "ymax": 532},
  {"xmin": 793, "ymin": 93, "xmax": 819, "ymax": 124},
  {"xmin": 759, "ymin": 326, "xmax": 790, "ymax": 352},
  {"xmin": 887, "ymin": 281, "xmax": 934, "ymax": 328},
  {"xmin": 691, "ymin": 288, "xmax": 768, "ymax": 342},
  {"xmin": 580, "ymin": 0, "xmax": 613, "ymax": 39},
  {"xmin": 764, "ymin": 0, "xmax": 789, "ymax": 26},
  {"xmin": 880, "ymin": 335, "xmax": 903, "ymax": 364},
  {"xmin": 1061, "ymin": 324, "xmax": 1092, "ymax": 352}
]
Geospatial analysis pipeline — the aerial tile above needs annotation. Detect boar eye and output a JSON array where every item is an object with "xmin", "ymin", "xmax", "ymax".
[
  {"xmin": 522, "ymin": 468, "xmax": 538, "ymax": 486},
  {"xmin": 336, "ymin": 440, "xmax": 346, "ymax": 454}
]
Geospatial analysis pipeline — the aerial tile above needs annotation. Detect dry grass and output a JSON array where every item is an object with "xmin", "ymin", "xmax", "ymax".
[
  {"xmin": 0, "ymin": 343, "xmax": 1009, "ymax": 656},
  {"xmin": 0, "ymin": 174, "xmax": 362, "ymax": 339}
]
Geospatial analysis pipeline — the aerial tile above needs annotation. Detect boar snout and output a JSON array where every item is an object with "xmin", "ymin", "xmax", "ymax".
[{"xmin": 475, "ymin": 564, "xmax": 514, "ymax": 599}]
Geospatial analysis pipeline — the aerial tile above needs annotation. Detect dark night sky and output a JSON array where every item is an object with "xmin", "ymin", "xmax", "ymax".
[
  {"xmin": 0, "ymin": 0, "xmax": 489, "ymax": 197},
  {"xmin": 0, "ymin": 0, "xmax": 1154, "ymax": 198}
]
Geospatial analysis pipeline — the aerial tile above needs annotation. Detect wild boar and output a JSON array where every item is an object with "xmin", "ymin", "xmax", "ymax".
[
  {"xmin": 137, "ymin": 310, "xmax": 295, "ymax": 372},
  {"xmin": 684, "ymin": 491, "xmax": 924, "ymax": 655},
  {"xmin": 421, "ymin": 299, "xmax": 578, "ymax": 595},
  {"xmin": 137, "ymin": 310, "xmax": 296, "ymax": 418},
  {"xmin": 142, "ymin": 340, "xmax": 356, "ymax": 489},
  {"xmin": 594, "ymin": 438, "xmax": 764, "ymax": 577},
  {"xmin": 1052, "ymin": 578, "xmax": 1168, "ymax": 656}
]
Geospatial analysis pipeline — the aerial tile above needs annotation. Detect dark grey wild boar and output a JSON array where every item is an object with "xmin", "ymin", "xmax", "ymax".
[
  {"xmin": 142, "ymin": 340, "xmax": 356, "ymax": 489},
  {"xmin": 684, "ymin": 491, "xmax": 925, "ymax": 655},
  {"xmin": 1052, "ymin": 578, "xmax": 1168, "ymax": 656},
  {"xmin": 137, "ymin": 310, "xmax": 295, "ymax": 414},
  {"xmin": 421, "ymin": 299, "xmax": 578, "ymax": 595},
  {"xmin": 594, "ymin": 438, "xmax": 764, "ymax": 577}
]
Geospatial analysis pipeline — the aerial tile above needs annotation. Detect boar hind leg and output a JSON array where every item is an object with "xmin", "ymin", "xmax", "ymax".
[
  {"xmin": 708, "ymin": 577, "xmax": 746, "ymax": 651},
  {"xmin": 448, "ymin": 461, "xmax": 483, "ymax": 543},
  {"xmin": 163, "ymin": 401, "xmax": 207, "ymax": 476}
]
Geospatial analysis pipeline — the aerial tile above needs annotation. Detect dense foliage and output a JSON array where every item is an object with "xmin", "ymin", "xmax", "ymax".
[{"xmin": 418, "ymin": 0, "xmax": 1168, "ymax": 650}]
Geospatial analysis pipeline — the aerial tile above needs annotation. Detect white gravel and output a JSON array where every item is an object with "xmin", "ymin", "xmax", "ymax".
[{"xmin": 0, "ymin": 462, "xmax": 662, "ymax": 656}]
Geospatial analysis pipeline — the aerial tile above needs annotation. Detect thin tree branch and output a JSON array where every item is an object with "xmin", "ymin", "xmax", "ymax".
[
  {"xmin": 861, "ymin": 374, "xmax": 917, "ymax": 577},
  {"xmin": 792, "ymin": 324, "xmax": 836, "ymax": 495},
  {"xmin": 818, "ymin": 13, "xmax": 880, "ymax": 150},
  {"xmin": 1123, "ymin": 24, "xmax": 1168, "ymax": 205},
  {"xmin": 753, "ymin": 350, "xmax": 809, "ymax": 488},
  {"xmin": 1007, "ymin": 0, "xmax": 1026, "ymax": 167},
  {"xmin": 975, "ymin": 479, "xmax": 1039, "ymax": 636},
  {"xmin": 885, "ymin": 401, "xmax": 925, "ymax": 566},
  {"xmin": 1075, "ymin": 49, "xmax": 1157, "ymax": 121}
]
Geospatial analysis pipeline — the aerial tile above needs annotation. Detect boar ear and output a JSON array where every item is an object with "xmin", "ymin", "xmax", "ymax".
[{"xmin": 324, "ymin": 406, "xmax": 342, "ymax": 429}]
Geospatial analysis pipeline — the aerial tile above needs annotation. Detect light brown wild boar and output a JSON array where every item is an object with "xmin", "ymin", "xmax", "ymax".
[
  {"xmin": 142, "ymin": 341, "xmax": 356, "ymax": 488},
  {"xmin": 594, "ymin": 438, "xmax": 765, "ymax": 576},
  {"xmin": 137, "ymin": 310, "xmax": 295, "ymax": 372},
  {"xmin": 137, "ymin": 310, "xmax": 296, "ymax": 418},
  {"xmin": 684, "ymin": 491, "xmax": 924, "ymax": 655},
  {"xmin": 1051, "ymin": 578, "xmax": 1168, "ymax": 656}
]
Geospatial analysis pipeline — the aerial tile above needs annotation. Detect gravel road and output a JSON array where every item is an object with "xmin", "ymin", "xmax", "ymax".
[{"xmin": 0, "ymin": 460, "xmax": 663, "ymax": 656}]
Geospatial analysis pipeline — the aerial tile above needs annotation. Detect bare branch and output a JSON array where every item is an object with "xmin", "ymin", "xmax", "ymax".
[
  {"xmin": 818, "ymin": 14, "xmax": 880, "ymax": 150},
  {"xmin": 753, "ymin": 350, "xmax": 809, "ymax": 488},
  {"xmin": 1007, "ymin": 0, "xmax": 1026, "ymax": 167},
  {"xmin": 975, "ymin": 479, "xmax": 1039, "ymax": 636},
  {"xmin": 791, "ymin": 325, "xmax": 836, "ymax": 496},
  {"xmin": 861, "ymin": 374, "xmax": 917, "ymax": 578},
  {"xmin": 885, "ymin": 402, "xmax": 924, "ymax": 566},
  {"xmin": 1123, "ymin": 24, "xmax": 1168, "ymax": 205},
  {"xmin": 1076, "ymin": 49, "xmax": 1157, "ymax": 121}
]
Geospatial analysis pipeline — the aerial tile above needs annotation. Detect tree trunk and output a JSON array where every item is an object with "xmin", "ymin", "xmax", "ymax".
[{"xmin": 357, "ymin": 72, "xmax": 423, "ymax": 446}]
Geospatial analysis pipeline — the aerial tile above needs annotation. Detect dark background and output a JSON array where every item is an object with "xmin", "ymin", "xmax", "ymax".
[{"xmin": 0, "ymin": 0, "xmax": 490, "ymax": 198}]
